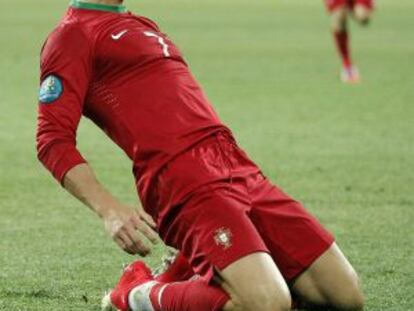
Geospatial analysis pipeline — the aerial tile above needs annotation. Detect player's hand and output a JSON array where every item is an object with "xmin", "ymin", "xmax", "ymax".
[{"xmin": 102, "ymin": 204, "xmax": 158, "ymax": 256}]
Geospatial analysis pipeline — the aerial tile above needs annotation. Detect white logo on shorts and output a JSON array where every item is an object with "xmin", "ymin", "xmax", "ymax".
[{"xmin": 214, "ymin": 227, "xmax": 233, "ymax": 249}]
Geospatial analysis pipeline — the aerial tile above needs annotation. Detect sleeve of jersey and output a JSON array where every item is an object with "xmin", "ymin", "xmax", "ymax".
[{"xmin": 36, "ymin": 25, "xmax": 92, "ymax": 184}]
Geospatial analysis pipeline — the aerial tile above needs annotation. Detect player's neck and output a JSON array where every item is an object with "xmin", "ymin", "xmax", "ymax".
[{"xmin": 81, "ymin": 0, "xmax": 123, "ymax": 5}]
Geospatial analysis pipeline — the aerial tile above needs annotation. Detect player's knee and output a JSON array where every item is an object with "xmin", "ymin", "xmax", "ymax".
[
  {"xmin": 234, "ymin": 285, "xmax": 292, "ymax": 311},
  {"xmin": 354, "ymin": 6, "xmax": 371, "ymax": 25},
  {"xmin": 260, "ymin": 290, "xmax": 291, "ymax": 311},
  {"xmin": 331, "ymin": 274, "xmax": 364, "ymax": 310}
]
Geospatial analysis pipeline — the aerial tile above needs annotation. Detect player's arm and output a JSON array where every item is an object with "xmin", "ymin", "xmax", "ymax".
[
  {"xmin": 36, "ymin": 25, "xmax": 157, "ymax": 256},
  {"xmin": 63, "ymin": 163, "xmax": 157, "ymax": 256}
]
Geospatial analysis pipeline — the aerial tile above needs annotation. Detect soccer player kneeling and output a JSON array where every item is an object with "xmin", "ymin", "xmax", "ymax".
[{"xmin": 37, "ymin": 1, "xmax": 365, "ymax": 311}]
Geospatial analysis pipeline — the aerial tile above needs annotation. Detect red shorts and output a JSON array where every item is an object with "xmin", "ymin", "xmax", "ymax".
[
  {"xmin": 154, "ymin": 132, "xmax": 334, "ymax": 282},
  {"xmin": 325, "ymin": 0, "xmax": 374, "ymax": 12}
]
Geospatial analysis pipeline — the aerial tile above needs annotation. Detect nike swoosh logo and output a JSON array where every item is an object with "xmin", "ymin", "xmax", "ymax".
[{"xmin": 111, "ymin": 30, "xmax": 128, "ymax": 40}]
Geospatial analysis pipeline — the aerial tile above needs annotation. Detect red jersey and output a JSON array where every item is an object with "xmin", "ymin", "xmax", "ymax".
[
  {"xmin": 325, "ymin": 0, "xmax": 374, "ymax": 12},
  {"xmin": 37, "ymin": 1, "xmax": 228, "ymax": 207}
]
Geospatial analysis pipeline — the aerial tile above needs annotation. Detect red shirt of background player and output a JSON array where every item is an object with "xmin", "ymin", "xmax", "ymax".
[{"xmin": 325, "ymin": 0, "xmax": 374, "ymax": 12}]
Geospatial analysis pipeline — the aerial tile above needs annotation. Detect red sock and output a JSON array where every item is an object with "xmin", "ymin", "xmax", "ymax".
[
  {"xmin": 155, "ymin": 252, "xmax": 195, "ymax": 283},
  {"xmin": 150, "ymin": 280, "xmax": 230, "ymax": 311},
  {"xmin": 334, "ymin": 30, "xmax": 352, "ymax": 68}
]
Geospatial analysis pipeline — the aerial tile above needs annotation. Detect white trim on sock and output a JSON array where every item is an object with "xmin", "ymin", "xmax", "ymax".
[{"xmin": 128, "ymin": 281, "xmax": 158, "ymax": 311}]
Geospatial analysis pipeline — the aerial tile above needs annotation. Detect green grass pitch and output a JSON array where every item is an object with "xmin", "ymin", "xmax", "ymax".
[{"xmin": 0, "ymin": 0, "xmax": 413, "ymax": 310}]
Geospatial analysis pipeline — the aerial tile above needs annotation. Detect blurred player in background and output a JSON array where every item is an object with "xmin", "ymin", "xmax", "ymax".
[
  {"xmin": 37, "ymin": 1, "xmax": 365, "ymax": 311},
  {"xmin": 325, "ymin": 0, "xmax": 375, "ymax": 83}
]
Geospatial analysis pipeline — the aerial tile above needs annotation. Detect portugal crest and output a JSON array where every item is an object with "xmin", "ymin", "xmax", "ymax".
[{"xmin": 214, "ymin": 227, "xmax": 233, "ymax": 249}]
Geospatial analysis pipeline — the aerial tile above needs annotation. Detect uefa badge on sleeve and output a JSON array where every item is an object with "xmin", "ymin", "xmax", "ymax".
[
  {"xmin": 214, "ymin": 227, "xmax": 233, "ymax": 249},
  {"xmin": 39, "ymin": 75, "xmax": 63, "ymax": 104}
]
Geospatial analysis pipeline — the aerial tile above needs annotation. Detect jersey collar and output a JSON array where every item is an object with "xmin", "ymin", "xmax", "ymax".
[{"xmin": 70, "ymin": 0, "xmax": 127, "ymax": 13}]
